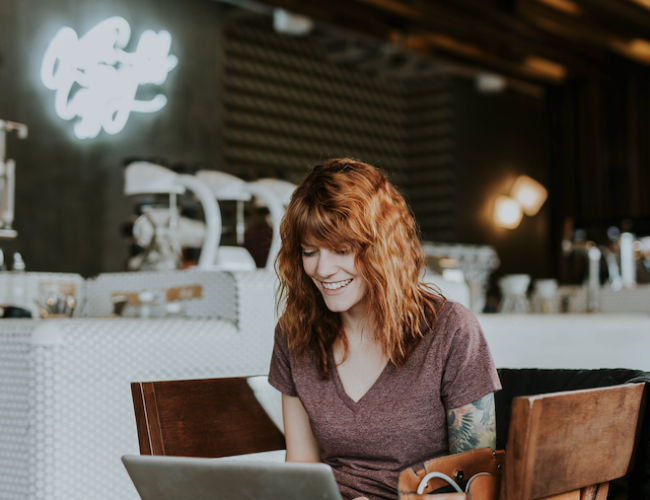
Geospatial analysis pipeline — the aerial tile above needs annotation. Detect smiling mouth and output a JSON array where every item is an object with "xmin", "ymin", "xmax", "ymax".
[{"xmin": 321, "ymin": 279, "xmax": 353, "ymax": 290}]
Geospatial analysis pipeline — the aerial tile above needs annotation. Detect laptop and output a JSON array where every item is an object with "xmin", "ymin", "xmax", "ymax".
[{"xmin": 122, "ymin": 454, "xmax": 343, "ymax": 500}]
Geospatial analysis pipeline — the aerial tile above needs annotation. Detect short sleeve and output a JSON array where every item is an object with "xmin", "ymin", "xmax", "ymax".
[
  {"xmin": 440, "ymin": 304, "xmax": 502, "ymax": 410},
  {"xmin": 268, "ymin": 323, "xmax": 298, "ymax": 397}
]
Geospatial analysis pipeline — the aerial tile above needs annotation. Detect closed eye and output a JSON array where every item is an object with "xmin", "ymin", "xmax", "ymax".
[{"xmin": 301, "ymin": 249, "xmax": 317, "ymax": 257}]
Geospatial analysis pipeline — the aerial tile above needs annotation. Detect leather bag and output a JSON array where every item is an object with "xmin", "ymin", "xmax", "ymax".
[
  {"xmin": 398, "ymin": 447, "xmax": 505, "ymax": 500},
  {"xmin": 397, "ymin": 447, "xmax": 609, "ymax": 500}
]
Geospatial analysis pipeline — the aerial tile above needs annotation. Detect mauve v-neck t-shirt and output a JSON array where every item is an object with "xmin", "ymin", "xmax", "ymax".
[{"xmin": 268, "ymin": 300, "xmax": 501, "ymax": 500}]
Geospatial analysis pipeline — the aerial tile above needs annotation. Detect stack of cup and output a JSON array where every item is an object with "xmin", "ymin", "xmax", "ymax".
[
  {"xmin": 498, "ymin": 274, "xmax": 531, "ymax": 314},
  {"xmin": 532, "ymin": 279, "xmax": 558, "ymax": 314}
]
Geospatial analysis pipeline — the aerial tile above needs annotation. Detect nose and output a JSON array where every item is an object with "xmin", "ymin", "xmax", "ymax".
[{"xmin": 315, "ymin": 249, "xmax": 337, "ymax": 278}]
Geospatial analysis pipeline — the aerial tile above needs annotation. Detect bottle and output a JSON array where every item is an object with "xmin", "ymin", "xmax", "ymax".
[
  {"xmin": 9, "ymin": 252, "xmax": 26, "ymax": 308},
  {"xmin": 0, "ymin": 249, "xmax": 6, "ymax": 305},
  {"xmin": 620, "ymin": 232, "xmax": 636, "ymax": 289}
]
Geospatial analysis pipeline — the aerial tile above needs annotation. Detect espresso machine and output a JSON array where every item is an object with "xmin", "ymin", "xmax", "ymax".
[{"xmin": 123, "ymin": 161, "xmax": 220, "ymax": 271}]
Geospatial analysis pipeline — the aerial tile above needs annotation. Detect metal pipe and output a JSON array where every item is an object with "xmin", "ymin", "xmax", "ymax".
[{"xmin": 176, "ymin": 175, "xmax": 221, "ymax": 269}]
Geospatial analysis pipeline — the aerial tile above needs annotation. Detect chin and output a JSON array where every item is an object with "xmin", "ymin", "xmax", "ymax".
[
  {"xmin": 322, "ymin": 301, "xmax": 349, "ymax": 313},
  {"xmin": 321, "ymin": 296, "xmax": 358, "ymax": 313}
]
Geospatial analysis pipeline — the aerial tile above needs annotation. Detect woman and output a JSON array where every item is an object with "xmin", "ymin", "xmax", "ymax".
[{"xmin": 269, "ymin": 158, "xmax": 501, "ymax": 500}]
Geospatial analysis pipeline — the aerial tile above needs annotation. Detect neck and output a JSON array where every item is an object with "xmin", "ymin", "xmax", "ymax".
[{"xmin": 340, "ymin": 300, "xmax": 372, "ymax": 340}]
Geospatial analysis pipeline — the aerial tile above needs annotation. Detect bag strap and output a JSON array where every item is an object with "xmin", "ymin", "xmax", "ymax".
[
  {"xmin": 399, "ymin": 448, "xmax": 505, "ymax": 495},
  {"xmin": 417, "ymin": 472, "xmax": 463, "ymax": 494},
  {"xmin": 466, "ymin": 473, "xmax": 501, "ymax": 500}
]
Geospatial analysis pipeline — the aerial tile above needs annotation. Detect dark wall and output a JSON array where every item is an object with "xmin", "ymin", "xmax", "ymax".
[
  {"xmin": 548, "ymin": 70, "xmax": 650, "ymax": 279},
  {"xmin": 220, "ymin": 15, "xmax": 456, "ymax": 243},
  {"xmin": 0, "ymin": 0, "xmax": 553, "ymax": 280},
  {"xmin": 0, "ymin": 0, "xmax": 227, "ymax": 275},
  {"xmin": 452, "ymin": 78, "xmax": 551, "ymax": 286},
  {"xmin": 549, "ymin": 72, "xmax": 650, "ymax": 226}
]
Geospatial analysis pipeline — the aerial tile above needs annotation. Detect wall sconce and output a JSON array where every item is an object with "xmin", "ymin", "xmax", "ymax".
[
  {"xmin": 510, "ymin": 175, "xmax": 548, "ymax": 216},
  {"xmin": 493, "ymin": 175, "xmax": 547, "ymax": 229},
  {"xmin": 493, "ymin": 195, "xmax": 523, "ymax": 229}
]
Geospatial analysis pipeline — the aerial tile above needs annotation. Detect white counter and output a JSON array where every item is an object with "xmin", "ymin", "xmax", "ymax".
[
  {"xmin": 1, "ymin": 317, "xmax": 276, "ymax": 500},
  {"xmin": 1, "ymin": 270, "xmax": 649, "ymax": 500},
  {"xmin": 0, "ymin": 270, "xmax": 281, "ymax": 500},
  {"xmin": 478, "ymin": 313, "xmax": 650, "ymax": 372}
]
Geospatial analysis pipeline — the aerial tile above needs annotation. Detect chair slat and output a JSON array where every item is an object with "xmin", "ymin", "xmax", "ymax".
[
  {"xmin": 504, "ymin": 383, "xmax": 645, "ymax": 500},
  {"xmin": 130, "ymin": 377, "xmax": 286, "ymax": 458},
  {"xmin": 131, "ymin": 382, "xmax": 165, "ymax": 455}
]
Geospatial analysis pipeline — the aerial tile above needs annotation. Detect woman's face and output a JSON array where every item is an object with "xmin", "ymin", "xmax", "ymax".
[{"xmin": 301, "ymin": 244, "xmax": 367, "ymax": 316}]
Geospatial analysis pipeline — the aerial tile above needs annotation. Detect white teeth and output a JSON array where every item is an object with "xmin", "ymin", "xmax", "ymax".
[{"xmin": 322, "ymin": 279, "xmax": 352, "ymax": 290}]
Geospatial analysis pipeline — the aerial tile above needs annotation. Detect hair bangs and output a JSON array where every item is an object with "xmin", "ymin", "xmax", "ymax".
[{"xmin": 297, "ymin": 203, "xmax": 362, "ymax": 252}]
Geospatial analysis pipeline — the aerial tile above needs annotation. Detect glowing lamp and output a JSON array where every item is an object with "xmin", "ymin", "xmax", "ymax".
[
  {"xmin": 41, "ymin": 17, "xmax": 178, "ymax": 139},
  {"xmin": 510, "ymin": 175, "xmax": 548, "ymax": 216},
  {"xmin": 493, "ymin": 195, "xmax": 523, "ymax": 229}
]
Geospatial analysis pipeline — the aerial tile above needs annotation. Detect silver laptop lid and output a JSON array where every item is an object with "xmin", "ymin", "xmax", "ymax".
[{"xmin": 122, "ymin": 455, "xmax": 343, "ymax": 500}]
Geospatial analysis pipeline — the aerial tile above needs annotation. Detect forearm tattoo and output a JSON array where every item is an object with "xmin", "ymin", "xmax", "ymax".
[{"xmin": 446, "ymin": 393, "xmax": 496, "ymax": 454}]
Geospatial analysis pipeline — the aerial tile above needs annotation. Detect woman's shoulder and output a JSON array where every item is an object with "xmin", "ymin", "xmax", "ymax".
[
  {"xmin": 425, "ymin": 294, "xmax": 471, "ymax": 320},
  {"xmin": 273, "ymin": 320, "xmax": 318, "ymax": 363},
  {"xmin": 424, "ymin": 298, "xmax": 481, "ymax": 339},
  {"xmin": 441, "ymin": 300, "xmax": 478, "ymax": 323},
  {"xmin": 272, "ymin": 321, "xmax": 291, "ymax": 354}
]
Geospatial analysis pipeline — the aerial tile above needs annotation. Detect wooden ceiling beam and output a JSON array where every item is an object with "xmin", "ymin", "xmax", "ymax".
[
  {"xmin": 257, "ymin": 0, "xmax": 572, "ymax": 85},
  {"xmin": 352, "ymin": 0, "xmax": 614, "ymax": 77},
  {"xmin": 256, "ymin": 0, "xmax": 650, "ymax": 83},
  {"xmin": 360, "ymin": 0, "xmax": 650, "ymax": 76},
  {"xmin": 537, "ymin": 0, "xmax": 650, "ymax": 41},
  {"xmin": 520, "ymin": 0, "xmax": 650, "ymax": 69},
  {"xmin": 573, "ymin": 0, "xmax": 650, "ymax": 34},
  {"xmin": 403, "ymin": 31, "xmax": 565, "ymax": 84}
]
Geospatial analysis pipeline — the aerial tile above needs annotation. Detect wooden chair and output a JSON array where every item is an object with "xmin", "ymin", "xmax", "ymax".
[
  {"xmin": 131, "ymin": 378, "xmax": 645, "ymax": 499},
  {"xmin": 130, "ymin": 377, "xmax": 285, "ymax": 458},
  {"xmin": 501, "ymin": 382, "xmax": 646, "ymax": 500}
]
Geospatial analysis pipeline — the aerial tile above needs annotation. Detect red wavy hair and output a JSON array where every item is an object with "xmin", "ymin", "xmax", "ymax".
[{"xmin": 276, "ymin": 158, "xmax": 444, "ymax": 378}]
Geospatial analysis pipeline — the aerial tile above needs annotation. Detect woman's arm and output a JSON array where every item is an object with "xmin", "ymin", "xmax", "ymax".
[
  {"xmin": 446, "ymin": 392, "xmax": 496, "ymax": 454},
  {"xmin": 282, "ymin": 394, "xmax": 321, "ymax": 463}
]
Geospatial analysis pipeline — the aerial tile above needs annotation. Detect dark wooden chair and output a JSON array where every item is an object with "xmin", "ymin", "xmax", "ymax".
[
  {"xmin": 130, "ymin": 377, "xmax": 285, "ymax": 458},
  {"xmin": 131, "ymin": 377, "xmax": 645, "ymax": 499},
  {"xmin": 501, "ymin": 382, "xmax": 646, "ymax": 500}
]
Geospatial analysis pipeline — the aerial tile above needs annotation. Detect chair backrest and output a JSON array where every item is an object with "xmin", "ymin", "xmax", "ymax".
[
  {"xmin": 503, "ymin": 382, "xmax": 646, "ymax": 500},
  {"xmin": 131, "ymin": 377, "xmax": 286, "ymax": 458}
]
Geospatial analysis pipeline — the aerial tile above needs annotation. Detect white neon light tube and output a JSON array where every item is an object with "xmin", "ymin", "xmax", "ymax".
[{"xmin": 41, "ymin": 16, "xmax": 178, "ymax": 139}]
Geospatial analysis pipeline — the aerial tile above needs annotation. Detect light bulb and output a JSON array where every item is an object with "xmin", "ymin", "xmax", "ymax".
[
  {"xmin": 510, "ymin": 175, "xmax": 548, "ymax": 216},
  {"xmin": 493, "ymin": 195, "xmax": 523, "ymax": 229}
]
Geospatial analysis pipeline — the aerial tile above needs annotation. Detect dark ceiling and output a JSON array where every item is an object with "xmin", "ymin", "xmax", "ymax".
[{"xmin": 254, "ymin": 0, "xmax": 650, "ymax": 94}]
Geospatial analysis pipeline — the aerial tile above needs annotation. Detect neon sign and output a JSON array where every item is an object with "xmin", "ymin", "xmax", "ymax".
[{"xmin": 41, "ymin": 17, "xmax": 178, "ymax": 139}]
